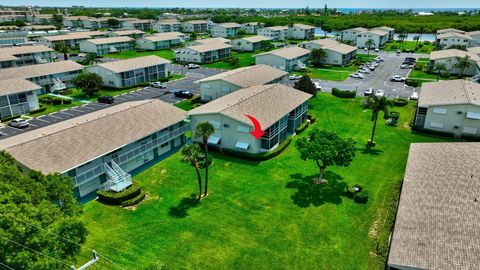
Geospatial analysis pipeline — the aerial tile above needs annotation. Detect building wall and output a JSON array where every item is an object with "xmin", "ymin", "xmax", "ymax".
[
  {"xmin": 428, "ymin": 58, "xmax": 480, "ymax": 76},
  {"xmin": 356, "ymin": 33, "xmax": 388, "ymax": 48},
  {"xmin": 152, "ymin": 22, "xmax": 182, "ymax": 33},
  {"xmin": 174, "ymin": 47, "xmax": 231, "ymax": 63},
  {"xmin": 181, "ymin": 22, "xmax": 208, "ymax": 33},
  {"xmin": 255, "ymin": 54, "xmax": 310, "ymax": 72},
  {"xmin": 211, "ymin": 26, "xmax": 239, "ymax": 38},
  {"xmin": 232, "ymin": 39, "xmax": 262, "ymax": 51},
  {"xmin": 241, "ymin": 24, "xmax": 262, "ymax": 34},
  {"xmin": 302, "ymin": 43, "xmax": 357, "ymax": 66},
  {"xmin": 79, "ymin": 41, "xmax": 134, "ymax": 55},
  {"xmin": 88, "ymin": 63, "xmax": 168, "ymax": 88},
  {"xmin": 415, "ymin": 103, "xmax": 480, "ymax": 137},
  {"xmin": 136, "ymin": 38, "xmax": 181, "ymax": 50},
  {"xmin": 0, "ymin": 90, "xmax": 40, "ymax": 119},
  {"xmin": 341, "ymin": 30, "xmax": 362, "ymax": 42},
  {"xmin": 258, "ymin": 28, "xmax": 287, "ymax": 41},
  {"xmin": 437, "ymin": 36, "xmax": 472, "ymax": 48},
  {"xmin": 200, "ymin": 80, "xmax": 241, "ymax": 101},
  {"xmin": 288, "ymin": 26, "xmax": 315, "ymax": 40}
]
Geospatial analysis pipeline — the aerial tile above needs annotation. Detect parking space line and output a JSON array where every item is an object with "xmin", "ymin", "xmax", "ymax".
[
  {"xmin": 34, "ymin": 118, "xmax": 50, "ymax": 123},
  {"xmin": 48, "ymin": 114, "xmax": 63, "ymax": 120}
]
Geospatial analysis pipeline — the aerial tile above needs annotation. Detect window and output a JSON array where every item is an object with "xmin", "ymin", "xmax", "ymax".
[
  {"xmin": 202, "ymin": 83, "xmax": 211, "ymax": 89},
  {"xmin": 430, "ymin": 122, "xmax": 444, "ymax": 128},
  {"xmin": 463, "ymin": 126, "xmax": 477, "ymax": 135},
  {"xmin": 237, "ymin": 125, "xmax": 250, "ymax": 133},
  {"xmin": 208, "ymin": 120, "xmax": 221, "ymax": 129},
  {"xmin": 466, "ymin": 112, "xmax": 480, "ymax": 120},
  {"xmin": 222, "ymin": 86, "xmax": 231, "ymax": 93},
  {"xmin": 432, "ymin": 108, "xmax": 448, "ymax": 115}
]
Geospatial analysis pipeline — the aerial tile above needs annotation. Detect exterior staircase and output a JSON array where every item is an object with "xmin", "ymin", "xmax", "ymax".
[
  {"xmin": 100, "ymin": 160, "xmax": 133, "ymax": 192},
  {"xmin": 35, "ymin": 55, "xmax": 48, "ymax": 64},
  {"xmin": 51, "ymin": 78, "xmax": 66, "ymax": 92}
]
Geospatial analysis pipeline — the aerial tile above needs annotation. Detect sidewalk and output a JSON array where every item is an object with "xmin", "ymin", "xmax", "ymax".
[{"xmin": 47, "ymin": 93, "xmax": 90, "ymax": 103}]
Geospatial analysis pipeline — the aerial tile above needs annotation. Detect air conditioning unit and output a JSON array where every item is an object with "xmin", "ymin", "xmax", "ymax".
[
  {"xmin": 454, "ymin": 125, "xmax": 460, "ymax": 129},
  {"xmin": 223, "ymin": 123, "xmax": 230, "ymax": 128},
  {"xmin": 457, "ymin": 111, "xmax": 463, "ymax": 114}
]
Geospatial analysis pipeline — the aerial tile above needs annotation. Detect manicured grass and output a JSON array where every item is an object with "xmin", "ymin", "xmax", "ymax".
[
  {"xmin": 29, "ymin": 97, "xmax": 83, "ymax": 117},
  {"xmin": 103, "ymin": 50, "xmax": 175, "ymax": 61},
  {"xmin": 201, "ymin": 51, "xmax": 258, "ymax": 70},
  {"xmin": 67, "ymin": 86, "xmax": 144, "ymax": 102},
  {"xmin": 383, "ymin": 40, "xmax": 435, "ymax": 53},
  {"xmin": 76, "ymin": 93, "xmax": 457, "ymax": 270}
]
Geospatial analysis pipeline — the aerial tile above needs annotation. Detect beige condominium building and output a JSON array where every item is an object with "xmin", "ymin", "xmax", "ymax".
[
  {"xmin": 174, "ymin": 42, "xmax": 232, "ymax": 63},
  {"xmin": 232, "ymin": 35, "xmax": 272, "ymax": 51},
  {"xmin": 428, "ymin": 49, "xmax": 480, "ymax": 76},
  {"xmin": 152, "ymin": 19, "xmax": 182, "ymax": 33},
  {"xmin": 211, "ymin": 22, "xmax": 242, "ymax": 38},
  {"xmin": 241, "ymin": 22, "xmax": 265, "ymax": 34},
  {"xmin": 341, "ymin": 27, "xmax": 368, "ymax": 43},
  {"xmin": 258, "ymin": 26, "xmax": 289, "ymax": 41},
  {"xmin": 86, "ymin": 55, "xmax": 170, "ymax": 89},
  {"xmin": 388, "ymin": 142, "xmax": 480, "ymax": 270},
  {"xmin": 196, "ymin": 64, "xmax": 287, "ymax": 101},
  {"xmin": 288, "ymin": 23, "xmax": 315, "ymax": 40},
  {"xmin": 187, "ymin": 84, "xmax": 311, "ymax": 153},
  {"xmin": 0, "ymin": 99, "xmax": 188, "ymax": 201},
  {"xmin": 301, "ymin": 38, "xmax": 357, "ymax": 66},
  {"xmin": 108, "ymin": 29, "xmax": 145, "ymax": 39},
  {"xmin": 254, "ymin": 46, "xmax": 311, "ymax": 72},
  {"xmin": 36, "ymin": 31, "xmax": 107, "ymax": 48},
  {"xmin": 0, "ymin": 45, "xmax": 54, "ymax": 69},
  {"xmin": 136, "ymin": 32, "xmax": 184, "ymax": 50},
  {"xmin": 436, "ymin": 32, "xmax": 474, "ymax": 49},
  {"xmin": 356, "ymin": 29, "xmax": 389, "ymax": 49},
  {"xmin": 181, "ymin": 20, "xmax": 209, "ymax": 33},
  {"xmin": 122, "ymin": 19, "xmax": 155, "ymax": 31},
  {"xmin": 79, "ymin": 36, "xmax": 134, "ymax": 55},
  {"xmin": 0, "ymin": 78, "xmax": 41, "ymax": 119},
  {"xmin": 414, "ymin": 80, "xmax": 480, "ymax": 137}
]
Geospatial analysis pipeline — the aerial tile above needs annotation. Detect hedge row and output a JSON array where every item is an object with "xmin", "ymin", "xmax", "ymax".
[
  {"xmin": 1, "ymin": 114, "xmax": 21, "ymax": 122},
  {"xmin": 121, "ymin": 191, "xmax": 146, "ymax": 207},
  {"xmin": 295, "ymin": 121, "xmax": 310, "ymax": 134},
  {"xmin": 405, "ymin": 79, "xmax": 420, "ymax": 87},
  {"xmin": 222, "ymin": 136, "xmax": 292, "ymax": 161},
  {"xmin": 29, "ymin": 106, "xmax": 47, "ymax": 114},
  {"xmin": 332, "ymin": 88, "xmax": 356, "ymax": 98},
  {"xmin": 97, "ymin": 181, "xmax": 141, "ymax": 205},
  {"xmin": 392, "ymin": 98, "xmax": 408, "ymax": 107}
]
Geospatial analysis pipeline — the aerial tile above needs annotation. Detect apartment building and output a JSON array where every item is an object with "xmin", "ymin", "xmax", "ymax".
[
  {"xmin": 288, "ymin": 24, "xmax": 315, "ymax": 40},
  {"xmin": 192, "ymin": 37, "xmax": 231, "ymax": 45},
  {"xmin": 356, "ymin": 29, "xmax": 389, "ymax": 49},
  {"xmin": 196, "ymin": 64, "xmax": 287, "ymax": 101},
  {"xmin": 241, "ymin": 22, "xmax": 265, "ymax": 34},
  {"xmin": 428, "ymin": 49, "xmax": 480, "ymax": 76},
  {"xmin": 108, "ymin": 29, "xmax": 145, "ymax": 39},
  {"xmin": 341, "ymin": 27, "xmax": 368, "ymax": 43},
  {"xmin": 232, "ymin": 35, "xmax": 272, "ymax": 51},
  {"xmin": 0, "ymin": 30, "xmax": 28, "ymax": 46},
  {"xmin": 436, "ymin": 32, "xmax": 474, "ymax": 49},
  {"xmin": 0, "ymin": 99, "xmax": 188, "ymax": 201},
  {"xmin": 136, "ymin": 32, "xmax": 184, "ymax": 50},
  {"xmin": 258, "ymin": 26, "xmax": 288, "ymax": 41},
  {"xmin": 371, "ymin": 26, "xmax": 395, "ymax": 40},
  {"xmin": 122, "ymin": 19, "xmax": 154, "ymax": 31},
  {"xmin": 0, "ymin": 45, "xmax": 54, "ymax": 68},
  {"xmin": 188, "ymin": 84, "xmax": 311, "ymax": 153},
  {"xmin": 0, "ymin": 78, "xmax": 41, "ymax": 119},
  {"xmin": 174, "ymin": 42, "xmax": 232, "ymax": 63},
  {"xmin": 414, "ymin": 80, "xmax": 480, "ymax": 137},
  {"xmin": 86, "ymin": 55, "xmax": 170, "ymax": 88},
  {"xmin": 254, "ymin": 46, "xmax": 311, "ymax": 72},
  {"xmin": 152, "ymin": 19, "xmax": 182, "ymax": 33},
  {"xmin": 181, "ymin": 20, "xmax": 208, "ymax": 33},
  {"xmin": 62, "ymin": 16, "xmax": 89, "ymax": 28},
  {"xmin": 301, "ymin": 38, "xmax": 357, "ymax": 66},
  {"xmin": 211, "ymin": 22, "xmax": 242, "ymax": 38},
  {"xmin": 79, "ymin": 36, "xmax": 134, "ymax": 55},
  {"xmin": 36, "ymin": 31, "xmax": 106, "ymax": 48}
]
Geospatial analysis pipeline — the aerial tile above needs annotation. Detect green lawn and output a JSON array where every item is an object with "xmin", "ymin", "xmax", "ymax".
[
  {"xmin": 27, "ymin": 97, "xmax": 84, "ymax": 118},
  {"xmin": 75, "ymin": 94, "xmax": 457, "ymax": 270},
  {"xmin": 201, "ymin": 51, "xmax": 258, "ymax": 70},
  {"xmin": 383, "ymin": 40, "xmax": 435, "ymax": 54},
  {"xmin": 103, "ymin": 50, "xmax": 175, "ymax": 61},
  {"xmin": 66, "ymin": 86, "xmax": 144, "ymax": 102}
]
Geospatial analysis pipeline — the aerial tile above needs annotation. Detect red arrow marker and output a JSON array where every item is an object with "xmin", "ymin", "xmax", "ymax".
[{"xmin": 245, "ymin": 115, "xmax": 265, "ymax": 139}]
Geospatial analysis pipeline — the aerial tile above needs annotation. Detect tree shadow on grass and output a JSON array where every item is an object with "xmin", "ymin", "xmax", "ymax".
[
  {"xmin": 286, "ymin": 171, "xmax": 347, "ymax": 208},
  {"xmin": 359, "ymin": 147, "xmax": 384, "ymax": 156},
  {"xmin": 168, "ymin": 194, "xmax": 200, "ymax": 218}
]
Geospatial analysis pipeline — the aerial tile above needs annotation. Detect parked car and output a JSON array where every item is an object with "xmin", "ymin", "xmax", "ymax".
[
  {"xmin": 313, "ymin": 82, "xmax": 322, "ymax": 91},
  {"xmin": 405, "ymin": 57, "xmax": 416, "ymax": 62},
  {"xmin": 364, "ymin": 88, "xmax": 374, "ymax": 96},
  {"xmin": 410, "ymin": 91, "xmax": 419, "ymax": 100},
  {"xmin": 78, "ymin": 53, "xmax": 86, "ymax": 57},
  {"xmin": 368, "ymin": 66, "xmax": 376, "ymax": 71},
  {"xmin": 375, "ymin": 89, "xmax": 385, "ymax": 98},
  {"xmin": 350, "ymin": 73, "xmax": 365, "ymax": 79},
  {"xmin": 359, "ymin": 69, "xmax": 370, "ymax": 74},
  {"xmin": 150, "ymin": 82, "xmax": 167, "ymax": 88},
  {"xmin": 375, "ymin": 56, "xmax": 384, "ymax": 62},
  {"xmin": 390, "ymin": 75, "xmax": 406, "ymax": 82},
  {"xmin": 97, "ymin": 96, "xmax": 114, "ymax": 104},
  {"xmin": 174, "ymin": 90, "xmax": 193, "ymax": 99},
  {"xmin": 9, "ymin": 118, "xmax": 29, "ymax": 128},
  {"xmin": 401, "ymin": 64, "xmax": 414, "ymax": 69},
  {"xmin": 374, "ymin": 48, "xmax": 380, "ymax": 53},
  {"xmin": 289, "ymin": 74, "xmax": 302, "ymax": 80},
  {"xmin": 275, "ymin": 43, "xmax": 285, "ymax": 48},
  {"xmin": 396, "ymin": 50, "xmax": 401, "ymax": 56},
  {"xmin": 187, "ymin": 63, "xmax": 200, "ymax": 69}
]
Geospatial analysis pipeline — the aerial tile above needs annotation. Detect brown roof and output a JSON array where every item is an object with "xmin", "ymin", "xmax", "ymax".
[
  {"xmin": 38, "ymin": 31, "xmax": 103, "ymax": 41},
  {"xmin": 388, "ymin": 142, "xmax": 480, "ymax": 270},
  {"xmin": 255, "ymin": 46, "xmax": 311, "ymax": 60},
  {"xmin": 360, "ymin": 29, "xmax": 389, "ymax": 36},
  {"xmin": 111, "ymin": 29, "xmax": 145, "ymax": 36},
  {"xmin": 437, "ymin": 32, "xmax": 473, "ymax": 40},
  {"xmin": 195, "ymin": 64, "xmax": 287, "ymax": 87},
  {"xmin": 0, "ymin": 45, "xmax": 53, "ymax": 55},
  {"xmin": 467, "ymin": 46, "xmax": 480, "ymax": 56},
  {"xmin": 0, "ymin": 99, "xmax": 186, "ymax": 173},
  {"xmin": 437, "ymin": 28, "xmax": 466, "ymax": 35},
  {"xmin": 0, "ymin": 78, "xmax": 41, "ymax": 96},
  {"xmin": 371, "ymin": 26, "xmax": 394, "ymax": 32},
  {"xmin": 344, "ymin": 27, "xmax": 368, "ymax": 32},
  {"xmin": 0, "ymin": 61, "xmax": 83, "ymax": 80},
  {"xmin": 0, "ymin": 53, "xmax": 18, "ymax": 62},
  {"xmin": 215, "ymin": 22, "xmax": 241, "ymax": 28},
  {"xmin": 237, "ymin": 35, "xmax": 272, "ymax": 43},
  {"xmin": 293, "ymin": 23, "xmax": 314, "ymax": 30},
  {"xmin": 265, "ymin": 26, "xmax": 288, "ymax": 31},
  {"xmin": 183, "ymin": 20, "xmax": 208, "ymax": 24},
  {"xmin": 429, "ymin": 49, "xmax": 480, "ymax": 61},
  {"xmin": 94, "ymin": 55, "xmax": 170, "ymax": 73},
  {"xmin": 143, "ymin": 32, "xmax": 183, "ymax": 42},
  {"xmin": 418, "ymin": 80, "xmax": 480, "ymax": 107},
  {"xmin": 185, "ymin": 42, "xmax": 232, "ymax": 53},
  {"xmin": 307, "ymin": 39, "xmax": 357, "ymax": 54},
  {"xmin": 83, "ymin": 36, "xmax": 133, "ymax": 45},
  {"xmin": 188, "ymin": 84, "xmax": 311, "ymax": 128},
  {"xmin": 195, "ymin": 37, "xmax": 230, "ymax": 45}
]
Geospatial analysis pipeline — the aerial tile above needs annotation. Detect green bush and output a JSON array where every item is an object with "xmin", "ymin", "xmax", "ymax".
[
  {"xmin": 295, "ymin": 121, "xmax": 309, "ymax": 134},
  {"xmin": 52, "ymin": 98, "xmax": 63, "ymax": 105},
  {"xmin": 345, "ymin": 184, "xmax": 363, "ymax": 199},
  {"xmin": 418, "ymin": 43, "xmax": 424, "ymax": 48},
  {"xmin": 222, "ymin": 136, "xmax": 292, "ymax": 161},
  {"xmin": 63, "ymin": 99, "xmax": 72, "ymax": 105},
  {"xmin": 424, "ymin": 40, "xmax": 431, "ymax": 45},
  {"xmin": 353, "ymin": 190, "xmax": 368, "ymax": 204},
  {"xmin": 405, "ymin": 79, "xmax": 420, "ymax": 87},
  {"xmin": 307, "ymin": 114, "xmax": 316, "ymax": 123},
  {"xmin": 413, "ymin": 65, "xmax": 423, "ymax": 70},
  {"xmin": 60, "ymin": 89, "xmax": 73, "ymax": 95},
  {"xmin": 439, "ymin": 73, "xmax": 450, "ymax": 78},
  {"xmin": 29, "ymin": 106, "xmax": 47, "ymax": 114},
  {"xmin": 39, "ymin": 96, "xmax": 53, "ymax": 104},
  {"xmin": 332, "ymin": 88, "xmax": 356, "ymax": 98},
  {"xmin": 97, "ymin": 181, "xmax": 142, "ymax": 205},
  {"xmin": 1, "ymin": 114, "xmax": 21, "ymax": 122},
  {"xmin": 121, "ymin": 191, "xmax": 146, "ymax": 207},
  {"xmin": 392, "ymin": 98, "xmax": 408, "ymax": 107},
  {"xmin": 389, "ymin": 45, "xmax": 398, "ymax": 50}
]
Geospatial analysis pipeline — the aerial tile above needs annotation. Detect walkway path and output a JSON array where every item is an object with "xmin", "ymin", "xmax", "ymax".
[{"xmin": 47, "ymin": 93, "xmax": 90, "ymax": 103}]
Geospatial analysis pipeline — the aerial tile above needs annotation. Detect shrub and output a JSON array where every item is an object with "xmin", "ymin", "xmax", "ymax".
[
  {"xmin": 1, "ymin": 114, "xmax": 20, "ymax": 122},
  {"xmin": 63, "ymin": 99, "xmax": 72, "ymax": 105},
  {"xmin": 389, "ymin": 45, "xmax": 398, "ymax": 50},
  {"xmin": 52, "ymin": 98, "xmax": 63, "ymax": 105},
  {"xmin": 424, "ymin": 40, "xmax": 431, "ymax": 45},
  {"xmin": 39, "ymin": 96, "xmax": 53, "ymax": 104},
  {"xmin": 418, "ymin": 43, "xmax": 424, "ymax": 48},
  {"xmin": 295, "ymin": 121, "xmax": 309, "ymax": 134},
  {"xmin": 97, "ymin": 181, "xmax": 141, "ymax": 205},
  {"xmin": 307, "ymin": 114, "xmax": 316, "ymax": 123},
  {"xmin": 121, "ymin": 191, "xmax": 146, "ymax": 207},
  {"xmin": 158, "ymin": 77, "xmax": 169, "ymax": 82},
  {"xmin": 392, "ymin": 98, "xmax": 408, "ymax": 107},
  {"xmin": 222, "ymin": 136, "xmax": 292, "ymax": 161},
  {"xmin": 413, "ymin": 65, "xmax": 423, "ymax": 70},
  {"xmin": 29, "ymin": 106, "xmax": 47, "ymax": 114},
  {"xmin": 332, "ymin": 88, "xmax": 356, "ymax": 98},
  {"xmin": 345, "ymin": 184, "xmax": 363, "ymax": 198},
  {"xmin": 405, "ymin": 79, "xmax": 420, "ymax": 87},
  {"xmin": 353, "ymin": 190, "xmax": 369, "ymax": 204},
  {"xmin": 439, "ymin": 73, "xmax": 450, "ymax": 78},
  {"xmin": 60, "ymin": 89, "xmax": 73, "ymax": 95}
]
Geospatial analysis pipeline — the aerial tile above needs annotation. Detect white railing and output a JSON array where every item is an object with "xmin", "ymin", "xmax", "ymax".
[
  {"xmin": 72, "ymin": 164, "xmax": 105, "ymax": 187},
  {"xmin": 51, "ymin": 78, "xmax": 66, "ymax": 91},
  {"xmin": 35, "ymin": 55, "xmax": 48, "ymax": 64},
  {"xmin": 100, "ymin": 161, "xmax": 132, "ymax": 192}
]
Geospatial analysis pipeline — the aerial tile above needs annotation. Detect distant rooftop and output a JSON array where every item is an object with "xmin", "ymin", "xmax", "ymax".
[
  {"xmin": 418, "ymin": 79, "xmax": 480, "ymax": 107},
  {"xmin": 93, "ymin": 55, "xmax": 170, "ymax": 73},
  {"xmin": 195, "ymin": 64, "xmax": 287, "ymax": 87}
]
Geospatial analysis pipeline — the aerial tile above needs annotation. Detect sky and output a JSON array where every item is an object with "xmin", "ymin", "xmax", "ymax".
[{"xmin": 3, "ymin": 0, "xmax": 480, "ymax": 9}]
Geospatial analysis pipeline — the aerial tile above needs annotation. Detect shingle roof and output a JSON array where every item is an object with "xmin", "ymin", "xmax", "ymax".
[
  {"xmin": 183, "ymin": 20, "xmax": 208, "ymax": 24},
  {"xmin": 371, "ymin": 26, "xmax": 394, "ymax": 32},
  {"xmin": 38, "ymin": 31, "xmax": 103, "ymax": 41},
  {"xmin": 22, "ymin": 25, "xmax": 57, "ymax": 30},
  {"xmin": 0, "ymin": 61, "xmax": 83, "ymax": 80},
  {"xmin": 255, "ymin": 46, "xmax": 311, "ymax": 60},
  {"xmin": 94, "ymin": 55, "xmax": 170, "ymax": 73},
  {"xmin": 293, "ymin": 23, "xmax": 314, "ymax": 30},
  {"xmin": 437, "ymin": 32, "xmax": 473, "ymax": 40},
  {"xmin": 437, "ymin": 28, "xmax": 466, "ymax": 35},
  {"xmin": 83, "ymin": 36, "xmax": 133, "ymax": 45},
  {"xmin": 215, "ymin": 22, "xmax": 241, "ymax": 28},
  {"xmin": 0, "ymin": 53, "xmax": 18, "ymax": 62},
  {"xmin": 111, "ymin": 29, "xmax": 145, "ymax": 36},
  {"xmin": 195, "ymin": 37, "xmax": 230, "ymax": 45},
  {"xmin": 388, "ymin": 142, "xmax": 480, "ymax": 270},
  {"xmin": 237, "ymin": 35, "xmax": 272, "ymax": 43},
  {"xmin": 265, "ymin": 26, "xmax": 288, "ymax": 31},
  {"xmin": 185, "ymin": 42, "xmax": 232, "ymax": 53},
  {"xmin": 343, "ymin": 27, "xmax": 368, "ymax": 32},
  {"xmin": 142, "ymin": 32, "xmax": 183, "ymax": 42},
  {"xmin": 359, "ymin": 29, "xmax": 389, "ymax": 36},
  {"xmin": 195, "ymin": 64, "xmax": 287, "ymax": 87},
  {"xmin": 0, "ymin": 45, "xmax": 53, "ymax": 55},
  {"xmin": 0, "ymin": 78, "xmax": 41, "ymax": 96},
  {"xmin": 157, "ymin": 19, "xmax": 181, "ymax": 25},
  {"xmin": 418, "ymin": 80, "xmax": 480, "ymax": 107},
  {"xmin": 467, "ymin": 46, "xmax": 480, "ymax": 56},
  {"xmin": 188, "ymin": 84, "xmax": 311, "ymax": 128},
  {"xmin": 467, "ymin": 30, "xmax": 480, "ymax": 37},
  {"xmin": 429, "ymin": 49, "xmax": 480, "ymax": 61},
  {"xmin": 0, "ymin": 99, "xmax": 186, "ymax": 173},
  {"xmin": 307, "ymin": 39, "xmax": 357, "ymax": 54}
]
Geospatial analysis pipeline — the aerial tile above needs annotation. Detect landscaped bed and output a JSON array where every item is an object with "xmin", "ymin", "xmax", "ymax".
[{"xmin": 75, "ymin": 93, "xmax": 456, "ymax": 270}]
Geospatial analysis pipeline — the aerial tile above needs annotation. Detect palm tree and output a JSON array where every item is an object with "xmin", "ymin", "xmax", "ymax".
[
  {"xmin": 180, "ymin": 144, "xmax": 204, "ymax": 200},
  {"xmin": 453, "ymin": 55, "xmax": 472, "ymax": 78},
  {"xmin": 363, "ymin": 95, "xmax": 393, "ymax": 147},
  {"xmin": 54, "ymin": 42, "xmax": 70, "ymax": 60},
  {"xmin": 194, "ymin": 122, "xmax": 214, "ymax": 197},
  {"xmin": 398, "ymin": 33, "xmax": 407, "ymax": 49},
  {"xmin": 365, "ymin": 39, "xmax": 375, "ymax": 55},
  {"xmin": 311, "ymin": 48, "xmax": 327, "ymax": 67},
  {"xmin": 433, "ymin": 62, "xmax": 447, "ymax": 81}
]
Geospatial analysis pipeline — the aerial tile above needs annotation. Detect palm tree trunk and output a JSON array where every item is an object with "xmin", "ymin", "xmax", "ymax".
[
  {"xmin": 194, "ymin": 166, "xmax": 202, "ymax": 200},
  {"xmin": 369, "ymin": 112, "xmax": 378, "ymax": 146},
  {"xmin": 203, "ymin": 142, "xmax": 209, "ymax": 197}
]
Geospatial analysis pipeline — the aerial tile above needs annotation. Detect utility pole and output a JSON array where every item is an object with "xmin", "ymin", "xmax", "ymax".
[{"xmin": 70, "ymin": 250, "xmax": 98, "ymax": 270}]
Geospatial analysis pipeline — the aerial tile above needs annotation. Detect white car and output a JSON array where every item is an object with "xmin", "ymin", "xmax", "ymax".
[
  {"xmin": 390, "ymin": 75, "xmax": 406, "ymax": 82},
  {"xmin": 375, "ymin": 56, "xmax": 384, "ymax": 62},
  {"xmin": 187, "ymin": 63, "xmax": 200, "ymax": 69},
  {"xmin": 364, "ymin": 88, "xmax": 374, "ymax": 96},
  {"xmin": 350, "ymin": 73, "xmax": 365, "ymax": 79},
  {"xmin": 374, "ymin": 48, "xmax": 380, "ymax": 52},
  {"xmin": 359, "ymin": 69, "xmax": 371, "ymax": 74},
  {"xmin": 78, "ymin": 53, "xmax": 86, "ymax": 57},
  {"xmin": 401, "ymin": 64, "xmax": 414, "ymax": 69},
  {"xmin": 375, "ymin": 89, "xmax": 385, "ymax": 98},
  {"xmin": 289, "ymin": 74, "xmax": 302, "ymax": 80},
  {"xmin": 150, "ymin": 82, "xmax": 167, "ymax": 88},
  {"xmin": 313, "ymin": 82, "xmax": 322, "ymax": 91},
  {"xmin": 9, "ymin": 118, "xmax": 29, "ymax": 128},
  {"xmin": 410, "ymin": 92, "xmax": 419, "ymax": 100}
]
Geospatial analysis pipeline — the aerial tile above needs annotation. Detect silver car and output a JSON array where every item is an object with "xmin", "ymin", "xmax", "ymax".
[{"xmin": 9, "ymin": 118, "xmax": 29, "ymax": 128}]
